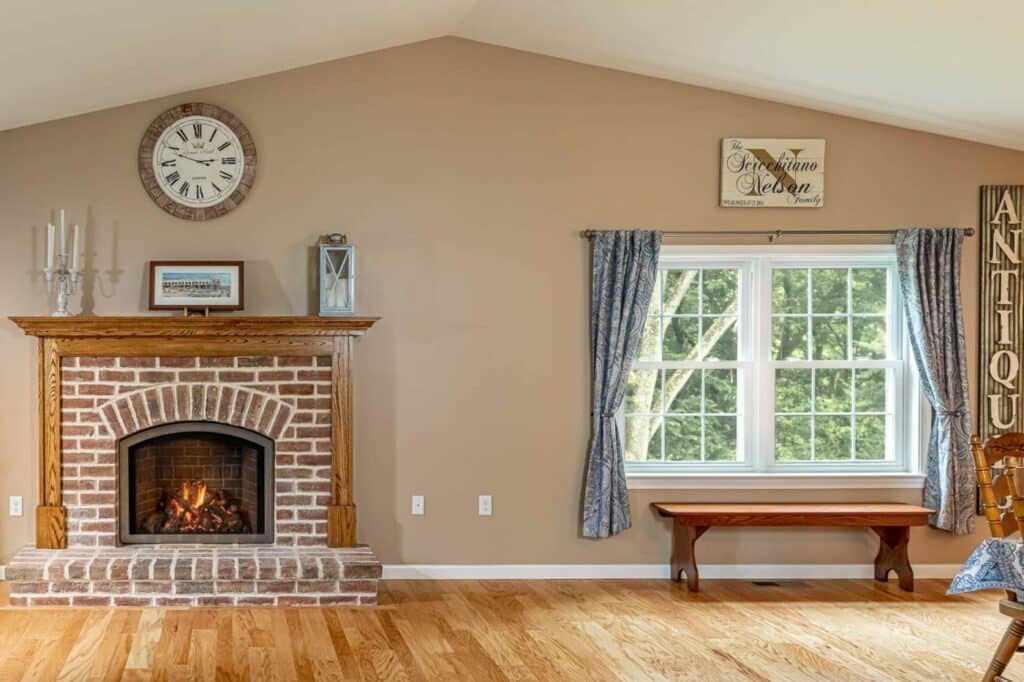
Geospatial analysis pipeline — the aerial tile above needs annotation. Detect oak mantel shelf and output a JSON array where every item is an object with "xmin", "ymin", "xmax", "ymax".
[{"xmin": 10, "ymin": 315, "xmax": 379, "ymax": 338}]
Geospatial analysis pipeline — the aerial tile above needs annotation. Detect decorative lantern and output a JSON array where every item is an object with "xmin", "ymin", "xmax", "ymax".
[{"xmin": 318, "ymin": 233, "xmax": 355, "ymax": 315}]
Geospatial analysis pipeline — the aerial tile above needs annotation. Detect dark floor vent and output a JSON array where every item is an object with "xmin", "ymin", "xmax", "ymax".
[{"xmin": 751, "ymin": 580, "xmax": 808, "ymax": 587}]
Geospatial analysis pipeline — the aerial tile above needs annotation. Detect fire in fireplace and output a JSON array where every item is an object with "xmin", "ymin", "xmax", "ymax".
[
  {"xmin": 143, "ymin": 480, "xmax": 251, "ymax": 535},
  {"xmin": 118, "ymin": 422, "xmax": 275, "ymax": 544}
]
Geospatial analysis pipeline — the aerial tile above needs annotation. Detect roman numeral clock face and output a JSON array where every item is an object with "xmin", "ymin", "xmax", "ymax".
[{"xmin": 139, "ymin": 104, "xmax": 256, "ymax": 220}]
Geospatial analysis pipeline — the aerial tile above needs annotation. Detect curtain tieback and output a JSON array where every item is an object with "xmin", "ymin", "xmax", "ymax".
[
  {"xmin": 598, "ymin": 412, "xmax": 615, "ymax": 419},
  {"xmin": 938, "ymin": 409, "xmax": 966, "ymax": 417}
]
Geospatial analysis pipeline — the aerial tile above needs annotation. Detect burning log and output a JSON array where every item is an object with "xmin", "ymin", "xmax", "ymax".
[{"xmin": 144, "ymin": 480, "xmax": 252, "ymax": 535}]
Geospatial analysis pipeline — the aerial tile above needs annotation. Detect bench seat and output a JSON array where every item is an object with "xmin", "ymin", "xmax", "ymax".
[{"xmin": 651, "ymin": 502, "xmax": 933, "ymax": 592}]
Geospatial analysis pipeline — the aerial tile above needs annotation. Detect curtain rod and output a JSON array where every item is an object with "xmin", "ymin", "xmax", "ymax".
[{"xmin": 581, "ymin": 228, "xmax": 975, "ymax": 242}]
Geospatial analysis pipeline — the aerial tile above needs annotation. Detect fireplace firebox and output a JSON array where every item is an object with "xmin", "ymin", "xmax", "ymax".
[{"xmin": 118, "ymin": 422, "xmax": 275, "ymax": 545}]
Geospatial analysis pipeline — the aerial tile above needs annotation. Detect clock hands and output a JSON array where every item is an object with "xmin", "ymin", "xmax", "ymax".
[{"xmin": 175, "ymin": 153, "xmax": 215, "ymax": 167}]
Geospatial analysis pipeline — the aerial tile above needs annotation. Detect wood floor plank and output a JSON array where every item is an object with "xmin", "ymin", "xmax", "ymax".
[
  {"xmin": 248, "ymin": 648, "xmax": 280, "ymax": 682},
  {"xmin": 322, "ymin": 608, "xmax": 365, "ymax": 681},
  {"xmin": 23, "ymin": 611, "xmax": 91, "ymax": 682},
  {"xmin": 268, "ymin": 609, "xmax": 300, "ymax": 682},
  {"xmin": 186, "ymin": 628, "xmax": 217, "ymax": 682},
  {"xmin": 0, "ymin": 579, "xmax": 1022, "ymax": 679},
  {"xmin": 125, "ymin": 608, "xmax": 164, "ymax": 673},
  {"xmin": 57, "ymin": 609, "xmax": 116, "ymax": 681}
]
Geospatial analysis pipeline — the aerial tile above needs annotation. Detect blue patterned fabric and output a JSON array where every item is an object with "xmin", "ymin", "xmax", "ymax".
[
  {"xmin": 896, "ymin": 229, "xmax": 974, "ymax": 535},
  {"xmin": 582, "ymin": 230, "xmax": 662, "ymax": 538},
  {"xmin": 949, "ymin": 538, "xmax": 1024, "ymax": 595}
]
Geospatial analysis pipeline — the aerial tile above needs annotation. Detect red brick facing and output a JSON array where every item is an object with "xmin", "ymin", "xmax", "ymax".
[{"xmin": 60, "ymin": 356, "xmax": 330, "ymax": 548}]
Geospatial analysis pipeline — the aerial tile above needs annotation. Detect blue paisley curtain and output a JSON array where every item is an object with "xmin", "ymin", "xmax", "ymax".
[
  {"xmin": 895, "ymin": 228, "xmax": 974, "ymax": 535},
  {"xmin": 582, "ymin": 230, "xmax": 662, "ymax": 538}
]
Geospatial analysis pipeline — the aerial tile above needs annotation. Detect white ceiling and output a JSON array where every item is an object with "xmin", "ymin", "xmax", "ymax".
[
  {"xmin": 4, "ymin": 1, "xmax": 1024, "ymax": 150},
  {"xmin": 0, "ymin": 0, "xmax": 475, "ymax": 132}
]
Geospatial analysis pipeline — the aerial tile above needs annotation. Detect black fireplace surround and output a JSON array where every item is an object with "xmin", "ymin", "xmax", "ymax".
[{"xmin": 118, "ymin": 422, "xmax": 275, "ymax": 544}]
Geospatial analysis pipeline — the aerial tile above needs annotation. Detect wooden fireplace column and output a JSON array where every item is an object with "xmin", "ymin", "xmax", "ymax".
[{"xmin": 10, "ymin": 316, "xmax": 379, "ymax": 549}]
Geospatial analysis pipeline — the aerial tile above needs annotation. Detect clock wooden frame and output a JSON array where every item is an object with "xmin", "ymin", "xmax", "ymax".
[{"xmin": 138, "ymin": 102, "xmax": 257, "ymax": 221}]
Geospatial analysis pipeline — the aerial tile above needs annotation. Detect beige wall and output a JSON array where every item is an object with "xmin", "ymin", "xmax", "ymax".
[{"xmin": 0, "ymin": 37, "xmax": 1020, "ymax": 567}]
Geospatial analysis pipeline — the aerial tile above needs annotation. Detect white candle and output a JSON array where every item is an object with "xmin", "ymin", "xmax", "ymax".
[
  {"xmin": 46, "ymin": 223, "xmax": 55, "ymax": 270},
  {"xmin": 71, "ymin": 224, "xmax": 81, "ymax": 272}
]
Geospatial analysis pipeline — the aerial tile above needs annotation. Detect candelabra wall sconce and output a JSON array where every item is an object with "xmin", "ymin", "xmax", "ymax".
[{"xmin": 43, "ymin": 210, "xmax": 83, "ymax": 317}]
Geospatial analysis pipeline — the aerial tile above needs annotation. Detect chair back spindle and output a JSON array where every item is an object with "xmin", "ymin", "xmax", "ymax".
[
  {"xmin": 973, "ymin": 432, "xmax": 1024, "ymax": 606},
  {"xmin": 973, "ymin": 433, "xmax": 1024, "ymax": 540}
]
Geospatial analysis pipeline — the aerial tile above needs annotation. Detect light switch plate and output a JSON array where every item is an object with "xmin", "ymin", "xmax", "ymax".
[
  {"xmin": 9, "ymin": 496, "xmax": 23, "ymax": 517},
  {"xmin": 411, "ymin": 495, "xmax": 425, "ymax": 516},
  {"xmin": 478, "ymin": 495, "xmax": 492, "ymax": 516}
]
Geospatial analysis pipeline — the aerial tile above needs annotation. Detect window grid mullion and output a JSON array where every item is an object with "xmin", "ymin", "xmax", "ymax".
[
  {"xmin": 660, "ymin": 370, "xmax": 667, "ymax": 462},
  {"xmin": 699, "ymin": 369, "xmax": 707, "ymax": 461},
  {"xmin": 847, "ymin": 268, "xmax": 855, "ymax": 461},
  {"xmin": 851, "ymin": 369, "xmax": 859, "ymax": 461},
  {"xmin": 810, "ymin": 367, "xmax": 817, "ymax": 461},
  {"xmin": 697, "ymin": 269, "xmax": 704, "ymax": 359},
  {"xmin": 805, "ymin": 268, "xmax": 813, "ymax": 359}
]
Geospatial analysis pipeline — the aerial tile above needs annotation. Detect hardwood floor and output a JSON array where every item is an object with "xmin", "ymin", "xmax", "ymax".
[{"xmin": 0, "ymin": 578, "xmax": 1016, "ymax": 680}]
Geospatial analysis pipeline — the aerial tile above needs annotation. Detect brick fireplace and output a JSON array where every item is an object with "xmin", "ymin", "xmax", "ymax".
[{"xmin": 5, "ymin": 316, "xmax": 381, "ymax": 606}]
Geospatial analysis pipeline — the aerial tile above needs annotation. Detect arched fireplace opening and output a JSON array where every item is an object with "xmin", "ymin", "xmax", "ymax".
[{"xmin": 118, "ymin": 422, "xmax": 275, "ymax": 545}]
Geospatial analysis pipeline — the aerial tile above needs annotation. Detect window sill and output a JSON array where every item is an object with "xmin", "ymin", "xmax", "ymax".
[{"xmin": 626, "ymin": 472, "xmax": 926, "ymax": 490}]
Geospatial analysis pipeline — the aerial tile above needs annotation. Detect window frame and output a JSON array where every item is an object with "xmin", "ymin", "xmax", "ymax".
[{"xmin": 622, "ymin": 244, "xmax": 925, "ymax": 488}]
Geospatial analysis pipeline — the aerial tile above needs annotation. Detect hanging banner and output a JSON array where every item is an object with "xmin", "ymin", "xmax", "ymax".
[{"xmin": 980, "ymin": 186, "xmax": 1024, "ymax": 438}]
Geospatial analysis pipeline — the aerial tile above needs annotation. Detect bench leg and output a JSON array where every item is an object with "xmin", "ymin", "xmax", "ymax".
[
  {"xmin": 872, "ymin": 526, "xmax": 913, "ymax": 591},
  {"xmin": 670, "ymin": 522, "xmax": 707, "ymax": 591}
]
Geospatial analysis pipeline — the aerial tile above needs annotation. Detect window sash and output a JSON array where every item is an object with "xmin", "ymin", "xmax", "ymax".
[{"xmin": 623, "ymin": 246, "xmax": 911, "ymax": 475}]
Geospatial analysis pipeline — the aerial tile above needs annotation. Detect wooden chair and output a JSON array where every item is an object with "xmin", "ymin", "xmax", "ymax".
[{"xmin": 973, "ymin": 432, "xmax": 1024, "ymax": 681}]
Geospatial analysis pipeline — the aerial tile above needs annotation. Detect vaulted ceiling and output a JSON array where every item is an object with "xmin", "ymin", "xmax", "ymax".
[{"xmin": 4, "ymin": 1, "xmax": 1022, "ymax": 149}]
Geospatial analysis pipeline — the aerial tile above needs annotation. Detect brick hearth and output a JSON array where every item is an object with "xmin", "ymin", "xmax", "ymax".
[{"xmin": 5, "ymin": 545, "xmax": 380, "ymax": 606}]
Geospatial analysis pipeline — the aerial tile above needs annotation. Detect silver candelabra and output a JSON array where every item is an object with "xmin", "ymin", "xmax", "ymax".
[
  {"xmin": 44, "ymin": 258, "xmax": 81, "ymax": 317},
  {"xmin": 43, "ymin": 210, "xmax": 82, "ymax": 317}
]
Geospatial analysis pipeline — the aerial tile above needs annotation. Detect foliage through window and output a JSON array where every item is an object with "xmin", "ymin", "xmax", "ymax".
[{"xmin": 623, "ymin": 247, "xmax": 911, "ymax": 474}]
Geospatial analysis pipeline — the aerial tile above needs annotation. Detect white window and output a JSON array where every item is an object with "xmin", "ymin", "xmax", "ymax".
[{"xmin": 623, "ymin": 245, "xmax": 923, "ymax": 486}]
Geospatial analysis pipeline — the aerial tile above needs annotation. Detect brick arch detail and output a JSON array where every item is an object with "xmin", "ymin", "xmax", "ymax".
[{"xmin": 97, "ymin": 384, "xmax": 294, "ymax": 441}]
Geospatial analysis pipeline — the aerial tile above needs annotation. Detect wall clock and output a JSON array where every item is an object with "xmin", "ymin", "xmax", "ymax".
[{"xmin": 138, "ymin": 102, "xmax": 257, "ymax": 220}]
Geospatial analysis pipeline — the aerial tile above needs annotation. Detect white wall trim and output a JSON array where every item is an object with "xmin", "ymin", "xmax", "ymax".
[
  {"xmin": 383, "ymin": 563, "xmax": 961, "ymax": 580},
  {"xmin": 627, "ymin": 473, "xmax": 927, "ymax": 490},
  {"xmin": 0, "ymin": 565, "xmax": 5, "ymax": 581}
]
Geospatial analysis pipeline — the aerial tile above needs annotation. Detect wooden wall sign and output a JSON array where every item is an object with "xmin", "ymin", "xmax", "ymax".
[
  {"xmin": 720, "ymin": 138, "xmax": 825, "ymax": 208},
  {"xmin": 980, "ymin": 186, "xmax": 1024, "ymax": 438}
]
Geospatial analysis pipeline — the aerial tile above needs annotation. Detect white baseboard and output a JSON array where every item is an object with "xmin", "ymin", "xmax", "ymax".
[
  {"xmin": 383, "ymin": 563, "xmax": 962, "ymax": 580},
  {"xmin": 0, "ymin": 561, "xmax": 958, "ymax": 582}
]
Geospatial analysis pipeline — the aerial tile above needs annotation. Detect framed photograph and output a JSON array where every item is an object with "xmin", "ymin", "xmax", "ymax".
[{"xmin": 148, "ymin": 260, "xmax": 244, "ymax": 311}]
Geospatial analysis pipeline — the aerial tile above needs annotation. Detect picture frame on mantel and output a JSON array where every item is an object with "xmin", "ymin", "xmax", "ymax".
[{"xmin": 148, "ymin": 260, "xmax": 245, "ymax": 312}]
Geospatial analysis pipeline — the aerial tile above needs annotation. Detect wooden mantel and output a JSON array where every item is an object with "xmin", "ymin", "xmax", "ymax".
[{"xmin": 10, "ymin": 315, "xmax": 379, "ymax": 549}]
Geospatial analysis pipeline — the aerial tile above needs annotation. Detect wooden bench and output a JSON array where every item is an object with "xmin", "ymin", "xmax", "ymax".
[{"xmin": 651, "ymin": 503, "xmax": 933, "ymax": 592}]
